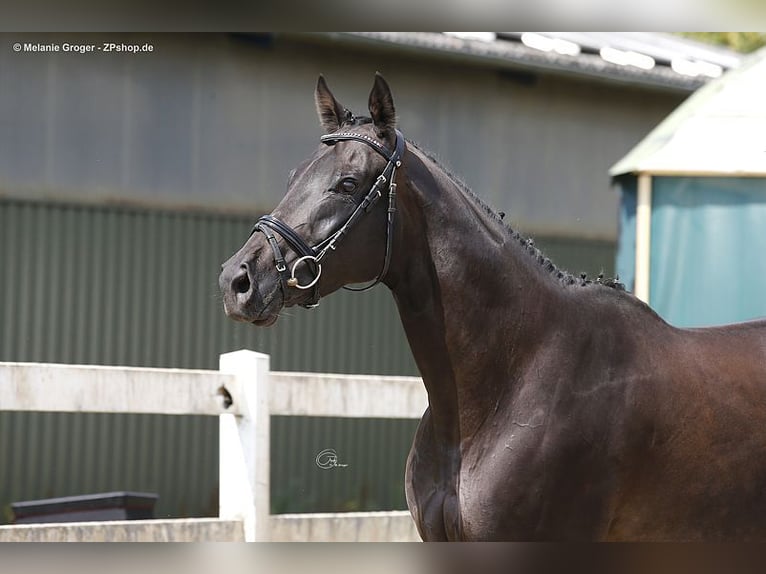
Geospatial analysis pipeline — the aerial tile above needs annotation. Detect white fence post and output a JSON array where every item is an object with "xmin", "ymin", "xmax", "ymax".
[{"xmin": 218, "ymin": 350, "xmax": 270, "ymax": 542}]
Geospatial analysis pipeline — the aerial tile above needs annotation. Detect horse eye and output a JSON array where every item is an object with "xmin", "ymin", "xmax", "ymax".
[{"xmin": 340, "ymin": 178, "xmax": 357, "ymax": 193}]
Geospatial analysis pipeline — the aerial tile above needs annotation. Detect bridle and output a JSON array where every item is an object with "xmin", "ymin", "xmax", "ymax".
[
  {"xmin": 249, "ymin": 127, "xmax": 405, "ymax": 309},
  {"xmin": 250, "ymin": 127, "xmax": 405, "ymax": 309}
]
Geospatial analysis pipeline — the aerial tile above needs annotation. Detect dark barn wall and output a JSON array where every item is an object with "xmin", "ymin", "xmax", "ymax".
[
  {"xmin": 0, "ymin": 33, "xmax": 683, "ymax": 521},
  {"xmin": 0, "ymin": 33, "xmax": 684, "ymax": 239}
]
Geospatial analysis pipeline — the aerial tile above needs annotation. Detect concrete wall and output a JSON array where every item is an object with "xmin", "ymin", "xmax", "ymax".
[
  {"xmin": 0, "ymin": 518, "xmax": 244, "ymax": 542},
  {"xmin": 0, "ymin": 513, "xmax": 420, "ymax": 542}
]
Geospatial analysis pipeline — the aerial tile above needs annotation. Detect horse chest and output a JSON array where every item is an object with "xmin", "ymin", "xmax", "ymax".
[
  {"xmin": 407, "ymin": 407, "xmax": 616, "ymax": 541},
  {"xmin": 406, "ymin": 410, "xmax": 551, "ymax": 541},
  {"xmin": 404, "ymin": 410, "xmax": 463, "ymax": 540},
  {"xmin": 456, "ymin": 433, "xmax": 547, "ymax": 540}
]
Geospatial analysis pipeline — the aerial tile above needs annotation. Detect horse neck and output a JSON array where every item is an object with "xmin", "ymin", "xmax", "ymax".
[{"xmin": 386, "ymin": 147, "xmax": 570, "ymax": 444}]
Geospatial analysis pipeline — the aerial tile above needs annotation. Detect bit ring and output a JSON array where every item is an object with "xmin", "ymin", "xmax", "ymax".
[{"xmin": 288, "ymin": 255, "xmax": 322, "ymax": 290}]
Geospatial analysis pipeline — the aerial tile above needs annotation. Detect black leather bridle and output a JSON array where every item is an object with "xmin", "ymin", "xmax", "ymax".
[{"xmin": 249, "ymin": 128, "xmax": 405, "ymax": 309}]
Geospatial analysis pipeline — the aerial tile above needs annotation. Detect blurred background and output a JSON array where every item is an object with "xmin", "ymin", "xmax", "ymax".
[{"xmin": 0, "ymin": 31, "xmax": 762, "ymax": 522}]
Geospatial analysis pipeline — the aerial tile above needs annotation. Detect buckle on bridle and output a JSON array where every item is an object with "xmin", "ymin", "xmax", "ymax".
[{"xmin": 364, "ymin": 175, "xmax": 387, "ymax": 213}]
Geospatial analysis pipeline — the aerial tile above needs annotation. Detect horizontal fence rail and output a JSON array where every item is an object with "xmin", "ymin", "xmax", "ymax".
[
  {"xmin": 270, "ymin": 372, "xmax": 425, "ymax": 418},
  {"xmin": 0, "ymin": 362, "xmax": 240, "ymax": 416},
  {"xmin": 0, "ymin": 350, "xmax": 427, "ymax": 542}
]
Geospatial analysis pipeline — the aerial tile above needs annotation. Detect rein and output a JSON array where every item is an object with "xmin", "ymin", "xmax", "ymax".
[{"xmin": 250, "ymin": 128, "xmax": 405, "ymax": 308}]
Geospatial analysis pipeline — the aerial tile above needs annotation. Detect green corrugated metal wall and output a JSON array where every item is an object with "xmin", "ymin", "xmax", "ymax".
[
  {"xmin": 0, "ymin": 199, "xmax": 417, "ymax": 373},
  {"xmin": 0, "ymin": 198, "xmax": 614, "ymax": 522},
  {"xmin": 270, "ymin": 416, "xmax": 421, "ymax": 514},
  {"xmin": 0, "ymin": 198, "xmax": 419, "ymax": 522}
]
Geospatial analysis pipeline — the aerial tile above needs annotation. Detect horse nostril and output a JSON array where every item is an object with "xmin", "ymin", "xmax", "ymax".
[{"xmin": 232, "ymin": 265, "xmax": 251, "ymax": 295}]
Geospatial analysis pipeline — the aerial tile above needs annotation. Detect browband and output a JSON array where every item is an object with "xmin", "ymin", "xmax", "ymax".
[{"xmin": 320, "ymin": 131, "xmax": 399, "ymax": 163}]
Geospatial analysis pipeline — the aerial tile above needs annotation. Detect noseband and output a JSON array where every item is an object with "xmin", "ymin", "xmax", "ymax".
[{"xmin": 250, "ymin": 128, "xmax": 405, "ymax": 309}]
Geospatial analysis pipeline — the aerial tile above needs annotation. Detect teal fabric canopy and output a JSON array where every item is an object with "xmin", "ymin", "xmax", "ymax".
[
  {"xmin": 613, "ymin": 47, "xmax": 766, "ymax": 329},
  {"xmin": 644, "ymin": 177, "xmax": 766, "ymax": 327}
]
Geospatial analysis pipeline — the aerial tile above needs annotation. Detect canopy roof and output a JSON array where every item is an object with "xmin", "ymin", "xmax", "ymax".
[{"xmin": 610, "ymin": 47, "xmax": 766, "ymax": 177}]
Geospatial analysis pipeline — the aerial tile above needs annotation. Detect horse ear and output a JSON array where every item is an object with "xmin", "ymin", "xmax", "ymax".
[
  {"xmin": 315, "ymin": 75, "xmax": 347, "ymax": 133},
  {"xmin": 368, "ymin": 72, "xmax": 396, "ymax": 139}
]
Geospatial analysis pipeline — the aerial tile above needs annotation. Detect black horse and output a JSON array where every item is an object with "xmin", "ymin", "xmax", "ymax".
[{"xmin": 220, "ymin": 74, "xmax": 766, "ymax": 541}]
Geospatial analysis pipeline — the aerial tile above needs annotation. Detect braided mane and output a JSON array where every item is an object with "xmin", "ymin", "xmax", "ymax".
[{"xmin": 409, "ymin": 141, "xmax": 624, "ymax": 291}]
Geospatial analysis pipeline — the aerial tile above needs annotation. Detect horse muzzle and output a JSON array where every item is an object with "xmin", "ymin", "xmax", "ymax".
[{"xmin": 219, "ymin": 258, "xmax": 282, "ymax": 325}]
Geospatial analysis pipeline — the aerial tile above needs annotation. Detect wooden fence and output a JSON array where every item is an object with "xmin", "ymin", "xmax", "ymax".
[{"xmin": 0, "ymin": 350, "xmax": 426, "ymax": 541}]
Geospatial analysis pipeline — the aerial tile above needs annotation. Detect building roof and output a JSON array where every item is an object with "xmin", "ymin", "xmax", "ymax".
[
  {"xmin": 610, "ymin": 46, "xmax": 766, "ymax": 177},
  {"xmin": 314, "ymin": 32, "xmax": 742, "ymax": 93}
]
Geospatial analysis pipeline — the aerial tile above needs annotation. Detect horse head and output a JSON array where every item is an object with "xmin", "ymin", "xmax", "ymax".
[{"xmin": 219, "ymin": 74, "xmax": 404, "ymax": 325}]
